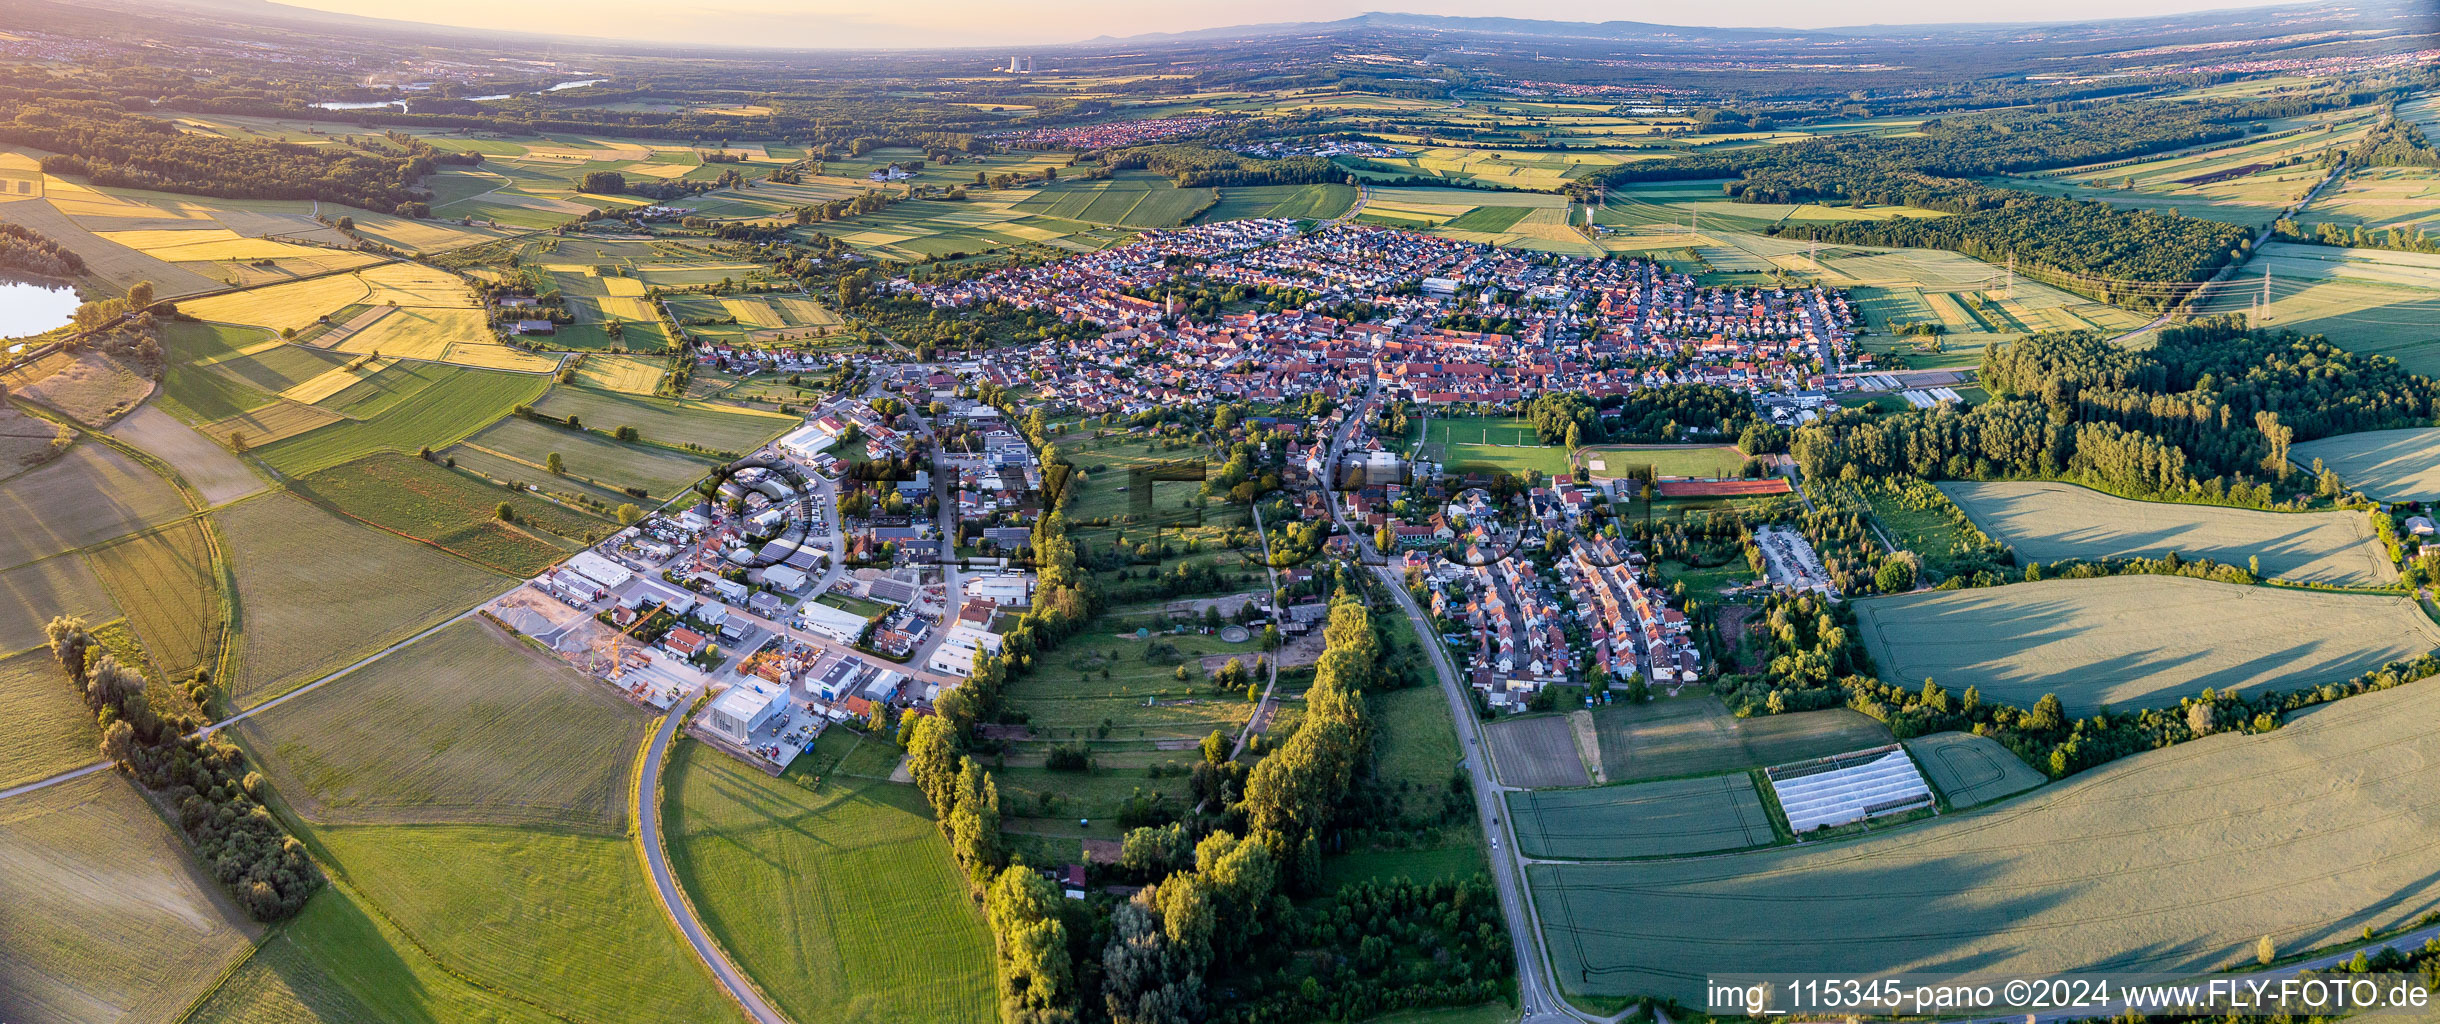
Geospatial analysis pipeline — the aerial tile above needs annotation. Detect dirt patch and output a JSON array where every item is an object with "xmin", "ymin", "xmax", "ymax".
[
  {"xmin": 1569, "ymin": 709, "xmax": 1606, "ymax": 785},
  {"xmin": 0, "ymin": 403, "xmax": 69, "ymax": 481},
  {"xmin": 5, "ymin": 350, "xmax": 155, "ymax": 427}
]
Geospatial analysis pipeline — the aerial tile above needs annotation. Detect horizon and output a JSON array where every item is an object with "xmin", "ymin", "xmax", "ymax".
[{"xmin": 258, "ymin": 0, "xmax": 2319, "ymax": 50}]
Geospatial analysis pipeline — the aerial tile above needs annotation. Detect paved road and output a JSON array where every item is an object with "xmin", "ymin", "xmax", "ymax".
[
  {"xmin": 2109, "ymin": 153, "xmax": 2348, "ymax": 345},
  {"xmin": 635, "ymin": 702, "xmax": 791, "ymax": 1024}
]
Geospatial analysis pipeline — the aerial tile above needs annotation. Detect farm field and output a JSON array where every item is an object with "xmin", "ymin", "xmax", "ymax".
[
  {"xmin": 1506, "ymin": 774, "xmax": 1776, "ymax": 859},
  {"xmin": 459, "ymin": 413, "xmax": 718, "ymax": 499},
  {"xmin": 2300, "ymin": 166, "xmax": 2440, "ymax": 237},
  {"xmin": 0, "ymin": 552, "xmax": 114, "ymax": 661},
  {"xmin": 83, "ymin": 520, "xmax": 219, "ymax": 677},
  {"xmin": 1905, "ymin": 731, "xmax": 2045, "ymax": 808},
  {"xmin": 2196, "ymin": 248, "xmax": 2440, "ymax": 374},
  {"xmin": 0, "ymin": 646, "xmax": 100, "ymax": 789},
  {"xmin": 2, "ymin": 350, "xmax": 155, "ymax": 426},
  {"xmin": 1011, "ymin": 171, "xmax": 1215, "ymax": 228},
  {"xmin": 663, "ymin": 741, "xmax": 998, "ymax": 1024},
  {"xmin": 1197, "ymin": 182, "xmax": 1357, "ymax": 223},
  {"xmin": 663, "ymin": 292, "xmax": 844, "ymax": 345},
  {"xmin": 312, "ymin": 823, "xmax": 746, "ymax": 1024},
  {"xmin": 1484, "ymin": 714, "xmax": 1590, "ymax": 789},
  {"xmin": 1581, "ymin": 444, "xmax": 1748, "ymax": 479},
  {"xmin": 303, "ymin": 449, "xmax": 600, "ymax": 573},
  {"xmin": 1939, "ymin": 481, "xmax": 2396, "ymax": 586},
  {"xmin": 569, "ymin": 352, "xmax": 667, "ymax": 393},
  {"xmin": 530, "ymin": 385, "xmax": 796, "ymax": 454},
  {"xmin": 185, "ymin": 882, "xmax": 562, "ymax": 1024},
  {"xmin": 0, "ymin": 772, "xmax": 258, "ymax": 1024},
  {"xmin": 253, "ymin": 364, "xmax": 549, "ymax": 477},
  {"xmin": 1350, "ymin": 146, "xmax": 1630, "ymax": 190},
  {"xmin": 1591, "ymin": 697, "xmax": 1892, "ymax": 784},
  {"xmin": 1359, "ymin": 187, "xmax": 1594, "ymax": 255},
  {"xmin": 0, "ymin": 441, "xmax": 189, "ymax": 571},
  {"xmin": 106, "ymin": 404, "xmax": 264, "ymax": 505},
  {"xmin": 2292, "ymin": 428, "xmax": 2440, "ymax": 501},
  {"xmin": 216, "ymin": 494, "xmax": 510, "ymax": 707},
  {"xmin": 0, "ymin": 190, "xmax": 225, "ymax": 297},
  {"xmin": 1853, "ymin": 575, "xmax": 2440, "ymax": 713},
  {"xmin": 239, "ymin": 619, "xmax": 649, "ymax": 831},
  {"xmin": 800, "ymin": 192, "xmax": 1126, "ymax": 260},
  {"xmin": 1530, "ymin": 676, "xmax": 2440, "ymax": 1001}
]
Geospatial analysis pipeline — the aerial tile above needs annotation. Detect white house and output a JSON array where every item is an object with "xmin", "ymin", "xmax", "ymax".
[
  {"xmin": 705, "ymin": 684, "xmax": 778, "ymax": 745},
  {"xmin": 964, "ymin": 571, "xmax": 1034, "ymax": 607}
]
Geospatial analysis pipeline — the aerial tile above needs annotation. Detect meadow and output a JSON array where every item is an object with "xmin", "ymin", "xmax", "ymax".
[
  {"xmin": 1591, "ymin": 696, "xmax": 1892, "ymax": 784},
  {"xmin": 239, "ymin": 619, "xmax": 649, "ymax": 832},
  {"xmin": 1369, "ymin": 684, "xmax": 1468, "ymax": 824},
  {"xmin": 185, "ymin": 881, "xmax": 564, "ymax": 1024},
  {"xmin": 294, "ymin": 452, "xmax": 603, "ymax": 575},
  {"xmin": 1581, "ymin": 444, "xmax": 1747, "ymax": 479},
  {"xmin": 1002, "ymin": 627, "xmax": 1265, "ymax": 742},
  {"xmin": 1506, "ymin": 774, "xmax": 1776, "ymax": 859},
  {"xmin": 459, "ymin": 413, "xmax": 718, "ymax": 499},
  {"xmin": 0, "ymin": 442, "xmax": 189, "ymax": 571},
  {"xmin": 0, "ymin": 772, "xmax": 259, "ymax": 1024},
  {"xmin": 1530, "ymin": 677, "xmax": 2440, "ymax": 1001},
  {"xmin": 2193, "ymin": 251, "xmax": 2440, "ymax": 375},
  {"xmin": 2, "ymin": 350, "xmax": 156, "ymax": 426},
  {"xmin": 1904, "ymin": 731, "xmax": 2045, "ymax": 808},
  {"xmin": 663, "ymin": 742, "xmax": 999, "ymax": 1024},
  {"xmin": 530, "ymin": 386, "xmax": 796, "ymax": 455},
  {"xmin": 83, "ymin": 520, "xmax": 220, "ymax": 678},
  {"xmin": 1853, "ymin": 575, "xmax": 2440, "ymax": 713},
  {"xmin": 216, "ymin": 494, "xmax": 510, "ymax": 707},
  {"xmin": 254, "ymin": 364, "xmax": 549, "ymax": 478},
  {"xmin": 1939, "ymin": 481, "xmax": 2397, "ymax": 587},
  {"xmin": 0, "ymin": 646, "xmax": 100, "ymax": 789},
  {"xmin": 2291, "ymin": 428, "xmax": 2440, "ymax": 501}
]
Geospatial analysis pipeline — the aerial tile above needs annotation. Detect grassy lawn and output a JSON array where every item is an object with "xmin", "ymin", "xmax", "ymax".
[
  {"xmin": 818, "ymin": 592, "xmax": 890, "ymax": 619},
  {"xmin": 663, "ymin": 741, "xmax": 996, "ymax": 1024},
  {"xmin": 1005, "ymin": 626, "xmax": 1267, "ymax": 740},
  {"xmin": 1583, "ymin": 444, "xmax": 1748, "ymax": 478}
]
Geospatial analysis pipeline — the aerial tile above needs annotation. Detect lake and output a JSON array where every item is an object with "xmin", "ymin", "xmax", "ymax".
[{"xmin": 0, "ymin": 279, "xmax": 78, "ymax": 338}]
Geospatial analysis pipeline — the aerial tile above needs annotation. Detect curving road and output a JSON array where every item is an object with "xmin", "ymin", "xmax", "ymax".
[{"xmin": 635, "ymin": 704, "xmax": 791, "ymax": 1024}]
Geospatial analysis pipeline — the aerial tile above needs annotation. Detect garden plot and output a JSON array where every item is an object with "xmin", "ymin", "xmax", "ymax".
[
  {"xmin": 1853, "ymin": 575, "xmax": 2440, "ymax": 713},
  {"xmin": 1530, "ymin": 676, "xmax": 2440, "ymax": 1002},
  {"xmin": 1506, "ymin": 774, "xmax": 1775, "ymax": 859},
  {"xmin": 1939, "ymin": 481, "xmax": 2395, "ymax": 586},
  {"xmin": 1905, "ymin": 731, "xmax": 2045, "ymax": 808},
  {"xmin": 2292, "ymin": 428, "xmax": 2440, "ymax": 502}
]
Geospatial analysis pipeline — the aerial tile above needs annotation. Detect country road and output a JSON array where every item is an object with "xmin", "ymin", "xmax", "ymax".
[{"xmin": 635, "ymin": 703, "xmax": 791, "ymax": 1024}]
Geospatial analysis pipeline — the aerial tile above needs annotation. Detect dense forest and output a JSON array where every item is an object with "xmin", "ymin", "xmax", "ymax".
[
  {"xmin": 0, "ymin": 222, "xmax": 86, "ymax": 281},
  {"xmin": 1769, "ymin": 201, "xmax": 2251, "ymax": 311},
  {"xmin": 2, "ymin": 103, "xmax": 467, "ymax": 214},
  {"xmin": 1097, "ymin": 145, "xmax": 1344, "ymax": 187},
  {"xmin": 1791, "ymin": 320, "xmax": 2438, "ymax": 504}
]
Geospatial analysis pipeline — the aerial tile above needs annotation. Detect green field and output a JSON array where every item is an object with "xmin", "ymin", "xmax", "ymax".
[
  {"xmin": 216, "ymin": 494, "xmax": 511, "ymax": 707},
  {"xmin": 530, "ymin": 386, "xmax": 796, "ymax": 455},
  {"xmin": 1011, "ymin": 171, "xmax": 1215, "ymax": 228},
  {"xmin": 255, "ymin": 364, "xmax": 551, "ymax": 478},
  {"xmin": 1422, "ymin": 416, "xmax": 1573, "ymax": 477},
  {"xmin": 458, "ymin": 414, "xmax": 718, "ymax": 500},
  {"xmin": 239, "ymin": 619, "xmax": 651, "ymax": 831},
  {"xmin": 0, "ymin": 646, "xmax": 98, "ymax": 789},
  {"xmin": 295, "ymin": 452, "xmax": 601, "ymax": 575},
  {"xmin": 1530, "ymin": 676, "xmax": 2440, "ymax": 1001},
  {"xmin": 0, "ymin": 772, "xmax": 259, "ymax": 1024},
  {"xmin": 0, "ymin": 442, "xmax": 189, "ymax": 571},
  {"xmin": 186, "ymin": 881, "xmax": 564, "ymax": 1024},
  {"xmin": 1004, "ymin": 627, "xmax": 1264, "ymax": 740},
  {"xmin": 1370, "ymin": 684, "xmax": 1467, "ymax": 825},
  {"xmin": 83, "ymin": 519, "xmax": 219, "ymax": 677},
  {"xmin": 1507, "ymin": 774, "xmax": 1776, "ymax": 859},
  {"xmin": 1197, "ymin": 183, "xmax": 1357, "ymax": 223},
  {"xmin": 1904, "ymin": 731, "xmax": 2045, "ymax": 808},
  {"xmin": 663, "ymin": 741, "xmax": 998, "ymax": 1024},
  {"xmin": 1939, "ymin": 481, "xmax": 2396, "ymax": 587},
  {"xmin": 2291, "ymin": 427, "xmax": 2440, "ymax": 502},
  {"xmin": 1591, "ymin": 697, "xmax": 1892, "ymax": 783},
  {"xmin": 1854, "ymin": 575, "xmax": 2440, "ymax": 713},
  {"xmin": 1582, "ymin": 445, "xmax": 1748, "ymax": 479}
]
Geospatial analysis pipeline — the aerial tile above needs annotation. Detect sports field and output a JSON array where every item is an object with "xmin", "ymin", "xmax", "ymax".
[
  {"xmin": 0, "ymin": 772, "xmax": 259, "ymax": 1024},
  {"xmin": 1854, "ymin": 575, "xmax": 2440, "ymax": 713},
  {"xmin": 1591, "ymin": 698, "xmax": 1892, "ymax": 783},
  {"xmin": 664, "ymin": 742, "xmax": 998, "ymax": 1024},
  {"xmin": 83, "ymin": 520, "xmax": 220, "ymax": 677},
  {"xmin": 1530, "ymin": 676, "xmax": 2440, "ymax": 1001},
  {"xmin": 530, "ymin": 386, "xmax": 796, "ymax": 454},
  {"xmin": 240, "ymin": 619, "xmax": 649, "ymax": 831},
  {"xmin": 216, "ymin": 494, "xmax": 511, "ymax": 707},
  {"xmin": 1507, "ymin": 774, "xmax": 1776, "ymax": 859},
  {"xmin": 1905, "ymin": 731, "xmax": 2045, "ymax": 808},
  {"xmin": 1422, "ymin": 415, "xmax": 1574, "ymax": 477},
  {"xmin": 2291, "ymin": 428, "xmax": 2440, "ymax": 501},
  {"xmin": 1939, "ymin": 481, "xmax": 2396, "ymax": 586},
  {"xmin": 0, "ymin": 442, "xmax": 188, "ymax": 571}
]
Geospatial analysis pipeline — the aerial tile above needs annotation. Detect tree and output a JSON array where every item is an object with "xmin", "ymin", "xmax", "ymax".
[
  {"xmin": 1200, "ymin": 729, "xmax": 1229, "ymax": 765},
  {"xmin": 905, "ymin": 714, "xmax": 960, "ymax": 815},
  {"xmin": 2186, "ymin": 700, "xmax": 2215, "ymax": 737},
  {"xmin": 1874, "ymin": 552, "xmax": 1916, "ymax": 594},
  {"xmin": 986, "ymin": 866, "xmax": 1077, "ymax": 1023},
  {"xmin": 949, "ymin": 757, "xmax": 1002, "ymax": 886},
  {"xmin": 616, "ymin": 503, "xmax": 643, "ymax": 525},
  {"xmin": 495, "ymin": 502, "xmax": 515, "ymax": 523},
  {"xmin": 546, "ymin": 452, "xmax": 565, "ymax": 475},
  {"xmin": 126, "ymin": 280, "xmax": 153, "ymax": 310},
  {"xmin": 2257, "ymin": 934, "xmax": 2277, "ymax": 966},
  {"xmin": 580, "ymin": 171, "xmax": 627, "ymax": 194}
]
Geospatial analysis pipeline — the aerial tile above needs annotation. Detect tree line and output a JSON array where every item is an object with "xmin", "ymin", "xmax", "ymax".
[
  {"xmin": 43, "ymin": 617, "xmax": 322, "ymax": 920},
  {"xmin": 0, "ymin": 222, "xmax": 86, "ymax": 280},
  {"xmin": 3, "ymin": 104, "xmax": 476, "ymax": 215}
]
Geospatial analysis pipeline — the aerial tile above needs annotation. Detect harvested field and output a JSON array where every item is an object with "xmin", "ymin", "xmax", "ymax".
[
  {"xmin": 241, "ymin": 619, "xmax": 649, "ymax": 832},
  {"xmin": 0, "ymin": 646, "xmax": 98, "ymax": 789},
  {"xmin": 296, "ymin": 452, "xmax": 598, "ymax": 575},
  {"xmin": 1593, "ymin": 697, "xmax": 1891, "ymax": 783},
  {"xmin": 177, "ymin": 272, "xmax": 374, "ymax": 333},
  {"xmin": 0, "ymin": 403, "xmax": 70, "ymax": 480},
  {"xmin": 665, "ymin": 743, "xmax": 998, "ymax": 1024},
  {"xmin": 0, "ymin": 553, "xmax": 113, "ymax": 658},
  {"xmin": 0, "ymin": 196, "xmax": 222, "ymax": 297},
  {"xmin": 2291, "ymin": 428, "xmax": 2440, "ymax": 502},
  {"xmin": 0, "ymin": 772, "xmax": 258, "ymax": 1024},
  {"xmin": 1905, "ymin": 731, "xmax": 2045, "ymax": 808},
  {"xmin": 106, "ymin": 404, "xmax": 262, "ymax": 505},
  {"xmin": 1854, "ymin": 575, "xmax": 2440, "ymax": 713},
  {"xmin": 0, "ymin": 442, "xmax": 187, "ymax": 571},
  {"xmin": 315, "ymin": 823, "xmax": 746, "ymax": 1024},
  {"xmin": 2, "ymin": 351, "xmax": 153, "ymax": 426},
  {"xmin": 216, "ymin": 494, "xmax": 509, "ymax": 707},
  {"xmin": 1485, "ymin": 714, "xmax": 1591, "ymax": 788},
  {"xmin": 1507, "ymin": 774, "xmax": 1776, "ymax": 859},
  {"xmin": 83, "ymin": 520, "xmax": 219, "ymax": 677},
  {"xmin": 1530, "ymin": 676, "xmax": 2440, "ymax": 1001},
  {"xmin": 1940, "ymin": 481, "xmax": 2395, "ymax": 586},
  {"xmin": 199, "ymin": 400, "xmax": 341, "ymax": 451},
  {"xmin": 531, "ymin": 386, "xmax": 795, "ymax": 453},
  {"xmin": 570, "ymin": 353, "xmax": 665, "ymax": 393}
]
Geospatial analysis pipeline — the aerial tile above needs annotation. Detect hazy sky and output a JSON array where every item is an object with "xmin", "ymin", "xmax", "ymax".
[{"xmin": 275, "ymin": 0, "xmax": 2311, "ymax": 49}]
